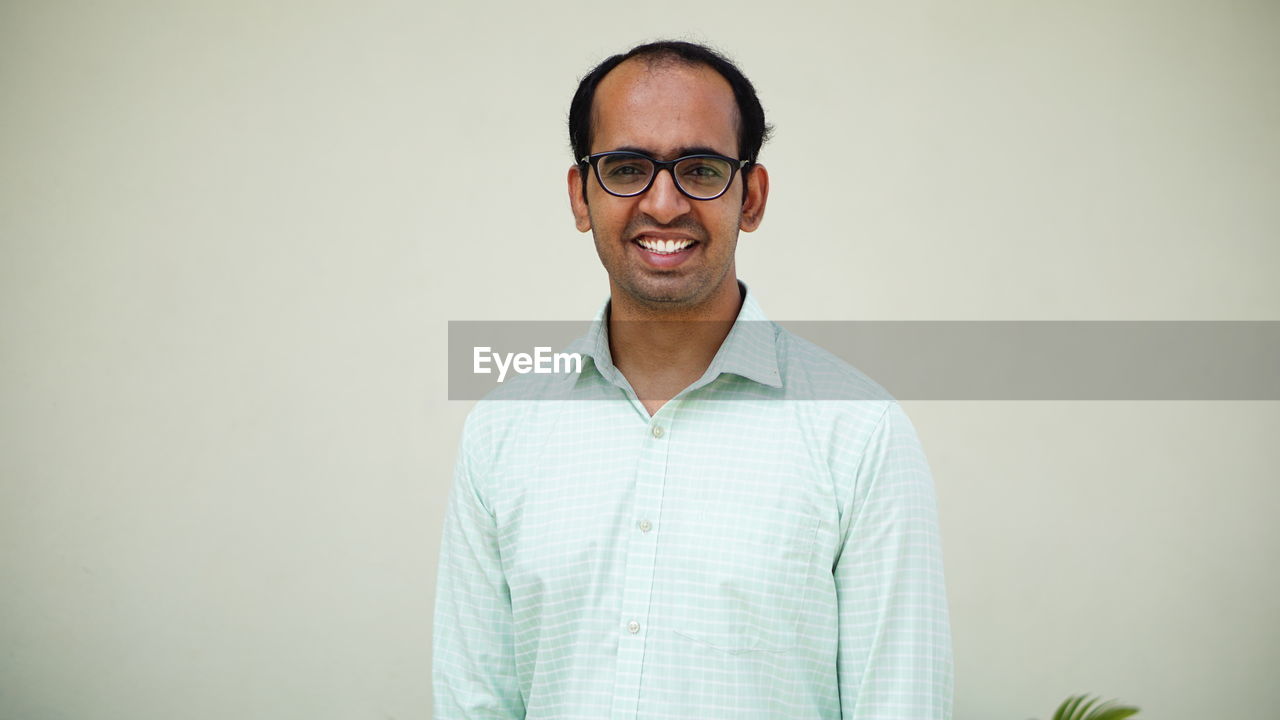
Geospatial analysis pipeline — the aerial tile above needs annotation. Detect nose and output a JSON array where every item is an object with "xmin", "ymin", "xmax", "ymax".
[{"xmin": 637, "ymin": 166, "xmax": 692, "ymax": 224}]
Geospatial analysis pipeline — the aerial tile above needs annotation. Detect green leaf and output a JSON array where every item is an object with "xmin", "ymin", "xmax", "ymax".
[
  {"xmin": 1074, "ymin": 696, "xmax": 1102, "ymax": 720},
  {"xmin": 1054, "ymin": 694, "xmax": 1086, "ymax": 720},
  {"xmin": 1050, "ymin": 694, "xmax": 1140, "ymax": 720},
  {"xmin": 1051, "ymin": 694, "xmax": 1140, "ymax": 720},
  {"xmin": 1089, "ymin": 705, "xmax": 1140, "ymax": 720}
]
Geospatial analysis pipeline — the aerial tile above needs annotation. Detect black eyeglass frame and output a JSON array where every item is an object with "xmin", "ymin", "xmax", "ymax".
[{"xmin": 579, "ymin": 150, "xmax": 752, "ymax": 201}]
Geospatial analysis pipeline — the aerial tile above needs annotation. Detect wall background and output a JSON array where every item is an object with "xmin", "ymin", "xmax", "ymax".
[{"xmin": 2, "ymin": 1, "xmax": 1277, "ymax": 719}]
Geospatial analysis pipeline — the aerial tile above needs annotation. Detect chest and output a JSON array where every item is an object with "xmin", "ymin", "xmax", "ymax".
[{"xmin": 487, "ymin": 400, "xmax": 839, "ymax": 642}]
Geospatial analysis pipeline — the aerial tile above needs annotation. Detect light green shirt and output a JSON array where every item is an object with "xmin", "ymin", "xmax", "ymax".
[{"xmin": 434, "ymin": 285, "xmax": 953, "ymax": 719}]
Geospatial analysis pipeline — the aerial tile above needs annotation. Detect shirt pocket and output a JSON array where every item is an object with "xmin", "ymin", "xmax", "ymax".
[{"xmin": 664, "ymin": 509, "xmax": 821, "ymax": 654}]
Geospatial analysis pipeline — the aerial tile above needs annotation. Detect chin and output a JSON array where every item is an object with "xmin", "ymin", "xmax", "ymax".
[{"xmin": 629, "ymin": 286, "xmax": 708, "ymax": 310}]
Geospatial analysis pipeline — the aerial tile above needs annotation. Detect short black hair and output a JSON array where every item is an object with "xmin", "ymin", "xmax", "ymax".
[{"xmin": 568, "ymin": 40, "xmax": 772, "ymax": 168}]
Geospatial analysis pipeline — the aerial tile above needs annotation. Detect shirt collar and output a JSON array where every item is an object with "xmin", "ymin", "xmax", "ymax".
[{"xmin": 567, "ymin": 281, "xmax": 783, "ymax": 391}]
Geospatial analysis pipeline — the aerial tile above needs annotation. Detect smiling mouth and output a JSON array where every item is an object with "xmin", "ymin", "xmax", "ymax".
[{"xmin": 634, "ymin": 237, "xmax": 697, "ymax": 255}]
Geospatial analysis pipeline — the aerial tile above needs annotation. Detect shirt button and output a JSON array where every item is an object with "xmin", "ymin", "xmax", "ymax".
[
  {"xmin": 651, "ymin": 425, "xmax": 665, "ymax": 438},
  {"xmin": 627, "ymin": 620, "xmax": 641, "ymax": 634},
  {"xmin": 638, "ymin": 520, "xmax": 652, "ymax": 533}
]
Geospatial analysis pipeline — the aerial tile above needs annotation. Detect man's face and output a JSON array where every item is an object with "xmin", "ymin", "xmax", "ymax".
[{"xmin": 568, "ymin": 59, "xmax": 768, "ymax": 314}]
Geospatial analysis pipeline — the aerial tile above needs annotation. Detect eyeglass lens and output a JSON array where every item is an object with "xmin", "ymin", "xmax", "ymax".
[{"xmin": 597, "ymin": 155, "xmax": 734, "ymax": 198}]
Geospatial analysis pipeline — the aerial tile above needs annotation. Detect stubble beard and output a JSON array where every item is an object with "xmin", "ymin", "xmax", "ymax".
[{"xmin": 593, "ymin": 214, "xmax": 738, "ymax": 313}]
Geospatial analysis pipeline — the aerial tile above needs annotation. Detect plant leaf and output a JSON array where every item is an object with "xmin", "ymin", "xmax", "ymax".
[
  {"xmin": 1051, "ymin": 696, "xmax": 1068, "ymax": 720},
  {"xmin": 1054, "ymin": 694, "xmax": 1086, "ymax": 720},
  {"xmin": 1053, "ymin": 694, "xmax": 1140, "ymax": 720},
  {"xmin": 1089, "ymin": 705, "xmax": 1140, "ymax": 720},
  {"xmin": 1073, "ymin": 696, "xmax": 1101, "ymax": 720}
]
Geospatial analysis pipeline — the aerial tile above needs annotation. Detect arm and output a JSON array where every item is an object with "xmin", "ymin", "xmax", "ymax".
[
  {"xmin": 432, "ymin": 419, "xmax": 525, "ymax": 719},
  {"xmin": 836, "ymin": 403, "xmax": 953, "ymax": 720}
]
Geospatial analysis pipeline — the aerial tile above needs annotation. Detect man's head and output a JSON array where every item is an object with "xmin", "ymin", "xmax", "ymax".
[
  {"xmin": 567, "ymin": 41, "xmax": 772, "ymax": 316},
  {"xmin": 568, "ymin": 41, "xmax": 772, "ymax": 172}
]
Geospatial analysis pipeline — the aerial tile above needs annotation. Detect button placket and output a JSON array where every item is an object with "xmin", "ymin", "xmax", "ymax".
[{"xmin": 611, "ymin": 414, "xmax": 673, "ymax": 717}]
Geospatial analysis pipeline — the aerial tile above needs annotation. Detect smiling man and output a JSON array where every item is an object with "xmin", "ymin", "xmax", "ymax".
[{"xmin": 434, "ymin": 41, "xmax": 953, "ymax": 719}]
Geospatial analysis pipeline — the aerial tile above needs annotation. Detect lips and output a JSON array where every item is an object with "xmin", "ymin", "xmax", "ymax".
[
  {"xmin": 632, "ymin": 234, "xmax": 698, "ymax": 267},
  {"xmin": 636, "ymin": 236, "xmax": 695, "ymax": 254}
]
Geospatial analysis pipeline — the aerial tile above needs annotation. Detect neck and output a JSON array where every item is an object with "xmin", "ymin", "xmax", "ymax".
[{"xmin": 606, "ymin": 279, "xmax": 744, "ymax": 409}]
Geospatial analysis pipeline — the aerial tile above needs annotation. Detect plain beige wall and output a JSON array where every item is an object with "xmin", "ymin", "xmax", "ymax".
[{"xmin": 2, "ymin": 1, "xmax": 1277, "ymax": 719}]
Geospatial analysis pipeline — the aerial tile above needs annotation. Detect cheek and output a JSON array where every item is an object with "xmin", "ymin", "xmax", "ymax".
[
  {"xmin": 704, "ymin": 205, "xmax": 743, "ymax": 235},
  {"xmin": 591, "ymin": 199, "xmax": 636, "ymax": 235}
]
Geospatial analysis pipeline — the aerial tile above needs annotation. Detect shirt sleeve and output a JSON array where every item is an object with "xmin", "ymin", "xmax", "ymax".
[
  {"xmin": 432, "ymin": 417, "xmax": 525, "ymax": 719},
  {"xmin": 835, "ymin": 403, "xmax": 954, "ymax": 719}
]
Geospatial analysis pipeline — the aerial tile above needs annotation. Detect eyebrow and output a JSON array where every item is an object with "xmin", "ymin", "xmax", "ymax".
[{"xmin": 612, "ymin": 145, "xmax": 734, "ymax": 160}]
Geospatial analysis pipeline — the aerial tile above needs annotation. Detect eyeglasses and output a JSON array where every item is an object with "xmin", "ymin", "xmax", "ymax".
[{"xmin": 580, "ymin": 150, "xmax": 750, "ymax": 201}]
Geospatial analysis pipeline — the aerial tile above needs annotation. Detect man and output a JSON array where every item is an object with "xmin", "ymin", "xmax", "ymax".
[{"xmin": 434, "ymin": 41, "xmax": 953, "ymax": 719}]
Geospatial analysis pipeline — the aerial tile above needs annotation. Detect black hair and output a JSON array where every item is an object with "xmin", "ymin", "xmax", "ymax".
[{"xmin": 568, "ymin": 40, "xmax": 772, "ymax": 169}]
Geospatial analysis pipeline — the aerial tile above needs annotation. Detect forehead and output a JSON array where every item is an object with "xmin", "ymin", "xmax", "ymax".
[{"xmin": 590, "ymin": 59, "xmax": 740, "ymax": 157}]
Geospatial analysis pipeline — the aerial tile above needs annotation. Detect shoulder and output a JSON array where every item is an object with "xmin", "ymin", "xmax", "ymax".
[
  {"xmin": 774, "ymin": 324, "xmax": 897, "ymax": 445},
  {"xmin": 769, "ymin": 326, "xmax": 927, "ymax": 478},
  {"xmin": 774, "ymin": 324, "xmax": 894, "ymax": 405}
]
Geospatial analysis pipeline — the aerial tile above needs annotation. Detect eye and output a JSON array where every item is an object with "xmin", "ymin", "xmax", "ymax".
[
  {"xmin": 680, "ymin": 161, "xmax": 726, "ymax": 178},
  {"xmin": 607, "ymin": 163, "xmax": 647, "ymax": 177},
  {"xmin": 599, "ymin": 156, "xmax": 652, "ymax": 181}
]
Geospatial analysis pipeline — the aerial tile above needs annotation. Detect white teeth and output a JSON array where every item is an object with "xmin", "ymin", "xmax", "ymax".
[{"xmin": 637, "ymin": 237, "xmax": 693, "ymax": 253}]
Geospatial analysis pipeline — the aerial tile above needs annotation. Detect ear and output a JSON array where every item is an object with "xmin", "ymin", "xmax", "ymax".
[
  {"xmin": 568, "ymin": 164, "xmax": 592, "ymax": 232},
  {"xmin": 738, "ymin": 163, "xmax": 769, "ymax": 232}
]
